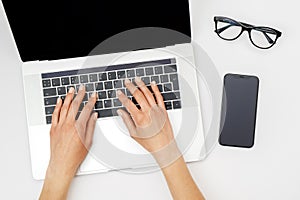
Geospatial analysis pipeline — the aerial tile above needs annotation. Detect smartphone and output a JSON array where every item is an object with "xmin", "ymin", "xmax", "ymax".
[{"xmin": 219, "ymin": 73, "xmax": 259, "ymax": 148}]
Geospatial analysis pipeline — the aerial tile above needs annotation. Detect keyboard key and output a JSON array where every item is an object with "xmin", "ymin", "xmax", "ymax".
[
  {"xmin": 83, "ymin": 93, "xmax": 88, "ymax": 101},
  {"xmin": 173, "ymin": 101, "xmax": 182, "ymax": 109},
  {"xmin": 52, "ymin": 78, "xmax": 61, "ymax": 87},
  {"xmin": 44, "ymin": 97, "xmax": 58, "ymax": 106},
  {"xmin": 154, "ymin": 66, "xmax": 163, "ymax": 74},
  {"xmin": 46, "ymin": 116, "xmax": 52, "ymax": 124},
  {"xmin": 96, "ymin": 109, "xmax": 114, "ymax": 118},
  {"xmin": 119, "ymin": 89, "xmax": 126, "ymax": 95},
  {"xmin": 75, "ymin": 85, "xmax": 81, "ymax": 92},
  {"xmin": 80, "ymin": 75, "xmax": 88, "ymax": 83},
  {"xmin": 75, "ymin": 112, "xmax": 81, "ymax": 120},
  {"xmin": 45, "ymin": 106, "xmax": 55, "ymax": 115},
  {"xmin": 164, "ymin": 83, "xmax": 172, "ymax": 92},
  {"xmin": 88, "ymin": 92, "xmax": 94, "ymax": 98},
  {"xmin": 114, "ymin": 80, "xmax": 123, "ymax": 88},
  {"xmin": 151, "ymin": 76, "xmax": 160, "ymax": 83},
  {"xmin": 104, "ymin": 99, "xmax": 112, "ymax": 108},
  {"xmin": 127, "ymin": 70, "xmax": 135, "ymax": 78},
  {"xmin": 164, "ymin": 65, "xmax": 177, "ymax": 73},
  {"xmin": 43, "ymin": 88, "xmax": 57, "ymax": 97},
  {"xmin": 71, "ymin": 76, "xmax": 79, "ymax": 84},
  {"xmin": 147, "ymin": 86, "xmax": 153, "ymax": 93},
  {"xmin": 66, "ymin": 86, "xmax": 75, "ymax": 93},
  {"xmin": 125, "ymin": 88, "xmax": 131, "ymax": 96},
  {"xmin": 145, "ymin": 67, "xmax": 154, "ymax": 75},
  {"xmin": 107, "ymin": 90, "xmax": 116, "ymax": 98},
  {"xmin": 104, "ymin": 81, "xmax": 113, "ymax": 90},
  {"xmin": 117, "ymin": 71, "xmax": 126, "ymax": 79},
  {"xmin": 99, "ymin": 73, "xmax": 107, "ymax": 81},
  {"xmin": 85, "ymin": 83, "xmax": 94, "ymax": 92},
  {"xmin": 98, "ymin": 91, "xmax": 107, "ymax": 99},
  {"xmin": 79, "ymin": 103, "xmax": 84, "ymax": 111},
  {"xmin": 57, "ymin": 87, "xmax": 66, "ymax": 95},
  {"xmin": 108, "ymin": 72, "xmax": 117, "ymax": 80},
  {"xmin": 157, "ymin": 84, "xmax": 163, "ymax": 92},
  {"xmin": 160, "ymin": 75, "xmax": 169, "ymax": 83},
  {"xmin": 89, "ymin": 74, "xmax": 98, "ymax": 82},
  {"xmin": 113, "ymin": 99, "xmax": 122, "ymax": 107},
  {"xmin": 162, "ymin": 92, "xmax": 180, "ymax": 101},
  {"xmin": 136, "ymin": 68, "xmax": 145, "ymax": 76},
  {"xmin": 42, "ymin": 79, "xmax": 51, "ymax": 88},
  {"xmin": 141, "ymin": 77, "xmax": 150, "ymax": 85},
  {"xmin": 95, "ymin": 101, "xmax": 103, "ymax": 109},
  {"xmin": 170, "ymin": 74, "xmax": 179, "ymax": 90},
  {"xmin": 164, "ymin": 102, "xmax": 172, "ymax": 110},
  {"xmin": 61, "ymin": 77, "xmax": 70, "ymax": 85},
  {"xmin": 95, "ymin": 82, "xmax": 104, "ymax": 91},
  {"xmin": 60, "ymin": 95, "xmax": 66, "ymax": 102},
  {"xmin": 131, "ymin": 97, "xmax": 138, "ymax": 105}
]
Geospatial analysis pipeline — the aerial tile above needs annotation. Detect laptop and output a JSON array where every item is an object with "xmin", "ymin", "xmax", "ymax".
[{"xmin": 1, "ymin": 0, "xmax": 206, "ymax": 180}]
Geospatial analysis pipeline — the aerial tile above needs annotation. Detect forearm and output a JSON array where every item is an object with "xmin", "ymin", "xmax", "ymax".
[
  {"xmin": 161, "ymin": 157, "xmax": 205, "ymax": 200},
  {"xmin": 39, "ymin": 166, "xmax": 74, "ymax": 200}
]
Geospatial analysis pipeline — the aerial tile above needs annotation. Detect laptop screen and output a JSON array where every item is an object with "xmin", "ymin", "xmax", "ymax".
[{"xmin": 1, "ymin": 0, "xmax": 191, "ymax": 62}]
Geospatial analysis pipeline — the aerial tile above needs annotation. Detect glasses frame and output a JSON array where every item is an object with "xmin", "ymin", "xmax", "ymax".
[{"xmin": 214, "ymin": 16, "xmax": 282, "ymax": 49}]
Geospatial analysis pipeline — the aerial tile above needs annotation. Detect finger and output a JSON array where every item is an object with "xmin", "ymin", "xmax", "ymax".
[
  {"xmin": 59, "ymin": 87, "xmax": 75, "ymax": 123},
  {"xmin": 117, "ymin": 90, "xmax": 140, "ymax": 116},
  {"xmin": 67, "ymin": 85, "xmax": 85, "ymax": 120},
  {"xmin": 124, "ymin": 79, "xmax": 150, "ymax": 111},
  {"xmin": 151, "ymin": 81, "xmax": 166, "ymax": 109},
  {"xmin": 84, "ymin": 112, "xmax": 98, "ymax": 149},
  {"xmin": 135, "ymin": 77, "xmax": 156, "ymax": 106},
  {"xmin": 117, "ymin": 109, "xmax": 136, "ymax": 136},
  {"xmin": 77, "ymin": 92, "xmax": 97, "ymax": 125},
  {"xmin": 51, "ymin": 97, "xmax": 63, "ymax": 126}
]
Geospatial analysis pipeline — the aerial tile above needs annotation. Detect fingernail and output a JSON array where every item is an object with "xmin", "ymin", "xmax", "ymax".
[
  {"xmin": 92, "ymin": 92, "xmax": 97, "ymax": 98},
  {"xmin": 151, "ymin": 81, "xmax": 156, "ymax": 85},
  {"xmin": 125, "ymin": 78, "xmax": 130, "ymax": 84},
  {"xmin": 135, "ymin": 77, "xmax": 141, "ymax": 82},
  {"xmin": 68, "ymin": 87, "xmax": 75, "ymax": 93},
  {"xmin": 117, "ymin": 90, "xmax": 122, "ymax": 96},
  {"xmin": 94, "ymin": 112, "xmax": 98, "ymax": 119},
  {"xmin": 117, "ymin": 110, "xmax": 122, "ymax": 116},
  {"xmin": 57, "ymin": 97, "xmax": 61, "ymax": 104},
  {"xmin": 79, "ymin": 84, "xmax": 85, "ymax": 91}
]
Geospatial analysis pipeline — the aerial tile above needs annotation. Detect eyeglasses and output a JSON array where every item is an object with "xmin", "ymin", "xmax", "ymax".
[{"xmin": 214, "ymin": 16, "xmax": 282, "ymax": 49}]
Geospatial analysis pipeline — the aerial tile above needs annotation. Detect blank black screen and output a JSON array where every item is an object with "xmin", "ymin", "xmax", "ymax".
[
  {"xmin": 219, "ymin": 74, "xmax": 259, "ymax": 148},
  {"xmin": 1, "ymin": 0, "xmax": 191, "ymax": 62}
]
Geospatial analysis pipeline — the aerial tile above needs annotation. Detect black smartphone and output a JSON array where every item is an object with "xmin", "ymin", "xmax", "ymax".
[{"xmin": 219, "ymin": 73, "xmax": 259, "ymax": 148}]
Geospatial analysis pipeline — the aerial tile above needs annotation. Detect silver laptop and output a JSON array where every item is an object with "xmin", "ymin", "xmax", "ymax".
[{"xmin": 1, "ymin": 0, "xmax": 206, "ymax": 180}]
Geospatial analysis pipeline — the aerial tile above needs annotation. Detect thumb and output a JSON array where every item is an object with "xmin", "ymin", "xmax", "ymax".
[{"xmin": 117, "ymin": 109, "xmax": 136, "ymax": 136}]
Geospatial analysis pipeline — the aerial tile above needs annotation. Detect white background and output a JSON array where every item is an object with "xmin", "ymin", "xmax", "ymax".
[{"xmin": 0, "ymin": 0, "xmax": 300, "ymax": 199}]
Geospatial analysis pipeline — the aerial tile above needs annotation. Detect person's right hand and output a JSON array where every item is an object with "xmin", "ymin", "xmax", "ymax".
[{"xmin": 117, "ymin": 77, "xmax": 179, "ymax": 158}]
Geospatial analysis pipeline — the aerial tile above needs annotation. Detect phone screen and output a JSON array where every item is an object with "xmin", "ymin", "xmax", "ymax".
[{"xmin": 219, "ymin": 74, "xmax": 259, "ymax": 148}]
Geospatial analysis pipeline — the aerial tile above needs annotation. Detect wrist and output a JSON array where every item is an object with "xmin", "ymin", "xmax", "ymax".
[
  {"xmin": 151, "ymin": 141, "xmax": 182, "ymax": 169},
  {"xmin": 46, "ymin": 162, "xmax": 75, "ymax": 184},
  {"xmin": 40, "ymin": 165, "xmax": 74, "ymax": 200}
]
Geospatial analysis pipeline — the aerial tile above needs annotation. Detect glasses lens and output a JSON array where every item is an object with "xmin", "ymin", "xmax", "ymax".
[
  {"xmin": 250, "ymin": 28, "xmax": 277, "ymax": 48},
  {"xmin": 216, "ymin": 20, "xmax": 242, "ymax": 40}
]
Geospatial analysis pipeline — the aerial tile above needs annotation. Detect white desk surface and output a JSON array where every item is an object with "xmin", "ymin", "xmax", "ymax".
[{"xmin": 1, "ymin": 0, "xmax": 300, "ymax": 199}]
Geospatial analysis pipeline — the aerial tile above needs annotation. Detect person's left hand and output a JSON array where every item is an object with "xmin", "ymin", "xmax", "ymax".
[{"xmin": 47, "ymin": 85, "xmax": 98, "ymax": 179}]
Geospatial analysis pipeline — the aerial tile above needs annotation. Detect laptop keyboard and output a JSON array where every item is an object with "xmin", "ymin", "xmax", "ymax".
[{"xmin": 42, "ymin": 58, "xmax": 182, "ymax": 124}]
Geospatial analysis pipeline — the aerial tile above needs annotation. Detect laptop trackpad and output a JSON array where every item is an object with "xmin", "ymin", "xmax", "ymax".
[{"xmin": 80, "ymin": 110, "xmax": 183, "ymax": 172}]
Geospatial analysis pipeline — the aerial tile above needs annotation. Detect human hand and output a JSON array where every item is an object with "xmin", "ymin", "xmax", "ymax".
[
  {"xmin": 47, "ymin": 85, "xmax": 98, "ymax": 179},
  {"xmin": 117, "ymin": 77, "xmax": 181, "ymax": 166}
]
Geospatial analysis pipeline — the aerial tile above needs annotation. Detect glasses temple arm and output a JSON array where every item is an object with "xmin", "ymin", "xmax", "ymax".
[
  {"xmin": 215, "ymin": 24, "xmax": 232, "ymax": 34},
  {"xmin": 262, "ymin": 32, "xmax": 274, "ymax": 44}
]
